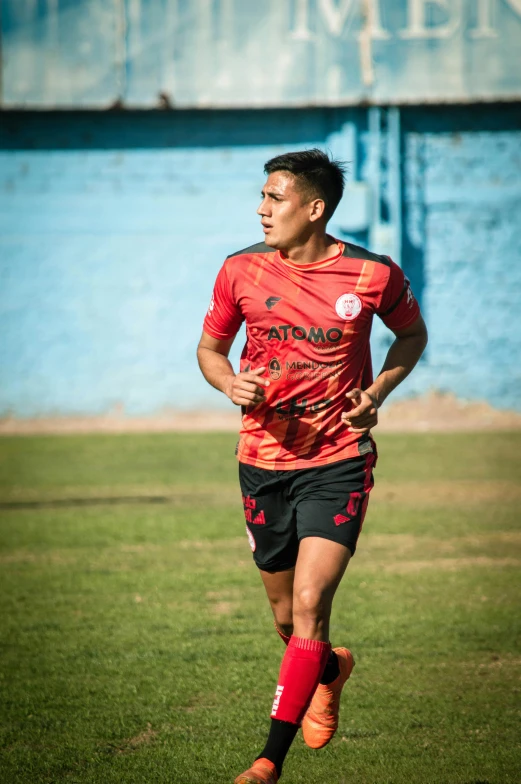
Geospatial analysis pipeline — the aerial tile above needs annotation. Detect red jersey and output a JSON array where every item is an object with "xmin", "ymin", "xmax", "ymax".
[{"xmin": 203, "ymin": 240, "xmax": 420, "ymax": 470}]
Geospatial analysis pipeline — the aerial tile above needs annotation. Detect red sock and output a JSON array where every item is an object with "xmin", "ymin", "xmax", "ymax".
[
  {"xmin": 270, "ymin": 636, "xmax": 331, "ymax": 725},
  {"xmin": 274, "ymin": 622, "xmax": 291, "ymax": 646}
]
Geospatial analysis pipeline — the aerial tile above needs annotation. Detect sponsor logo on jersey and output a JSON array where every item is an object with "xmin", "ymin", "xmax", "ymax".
[
  {"xmin": 275, "ymin": 396, "xmax": 332, "ymax": 420},
  {"xmin": 207, "ymin": 294, "xmax": 215, "ymax": 316},
  {"xmin": 268, "ymin": 325, "xmax": 343, "ymax": 343},
  {"xmin": 245, "ymin": 524, "xmax": 256, "ymax": 552},
  {"xmin": 271, "ymin": 685, "xmax": 284, "ymax": 716},
  {"xmin": 265, "ymin": 296, "xmax": 282, "ymax": 310},
  {"xmin": 286, "ymin": 360, "xmax": 343, "ymax": 370},
  {"xmin": 268, "ymin": 357, "xmax": 282, "ymax": 380},
  {"xmin": 286, "ymin": 358, "xmax": 344, "ymax": 381},
  {"xmin": 335, "ymin": 292, "xmax": 362, "ymax": 321}
]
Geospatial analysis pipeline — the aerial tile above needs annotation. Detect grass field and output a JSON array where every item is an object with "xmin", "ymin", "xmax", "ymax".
[{"xmin": 0, "ymin": 432, "xmax": 520, "ymax": 784}]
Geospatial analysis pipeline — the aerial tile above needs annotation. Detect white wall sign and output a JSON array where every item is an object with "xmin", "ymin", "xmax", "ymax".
[{"xmin": 2, "ymin": 0, "xmax": 521, "ymax": 107}]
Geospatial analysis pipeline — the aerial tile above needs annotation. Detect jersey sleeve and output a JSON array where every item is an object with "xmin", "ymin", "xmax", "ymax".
[
  {"xmin": 377, "ymin": 258, "xmax": 421, "ymax": 331},
  {"xmin": 203, "ymin": 260, "xmax": 244, "ymax": 340}
]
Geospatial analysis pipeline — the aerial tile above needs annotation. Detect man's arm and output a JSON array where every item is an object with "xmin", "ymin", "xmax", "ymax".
[
  {"xmin": 197, "ymin": 331, "xmax": 270, "ymax": 406},
  {"xmin": 342, "ymin": 315, "xmax": 428, "ymax": 433}
]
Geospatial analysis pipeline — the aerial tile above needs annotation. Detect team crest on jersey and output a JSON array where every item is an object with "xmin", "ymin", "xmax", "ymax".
[
  {"xmin": 268, "ymin": 357, "xmax": 282, "ymax": 380},
  {"xmin": 246, "ymin": 525, "xmax": 256, "ymax": 552},
  {"xmin": 335, "ymin": 292, "xmax": 362, "ymax": 321}
]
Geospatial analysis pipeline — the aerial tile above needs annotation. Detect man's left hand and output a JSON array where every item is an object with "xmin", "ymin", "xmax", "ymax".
[{"xmin": 341, "ymin": 388, "xmax": 378, "ymax": 433}]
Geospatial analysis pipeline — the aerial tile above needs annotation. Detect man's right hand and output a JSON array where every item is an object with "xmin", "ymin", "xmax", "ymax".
[{"xmin": 225, "ymin": 367, "xmax": 270, "ymax": 407}]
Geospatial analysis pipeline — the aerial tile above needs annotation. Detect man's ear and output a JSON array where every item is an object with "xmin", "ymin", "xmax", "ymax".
[{"xmin": 309, "ymin": 199, "xmax": 326, "ymax": 222}]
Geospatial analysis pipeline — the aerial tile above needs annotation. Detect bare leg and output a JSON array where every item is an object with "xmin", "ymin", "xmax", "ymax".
[
  {"xmin": 259, "ymin": 567, "xmax": 295, "ymax": 638},
  {"xmin": 258, "ymin": 537, "xmax": 351, "ymax": 642},
  {"xmin": 247, "ymin": 540, "xmax": 351, "ymax": 779},
  {"xmin": 292, "ymin": 537, "xmax": 352, "ymax": 642}
]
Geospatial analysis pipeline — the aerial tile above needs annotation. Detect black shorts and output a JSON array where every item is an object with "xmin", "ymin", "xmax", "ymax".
[{"xmin": 239, "ymin": 447, "xmax": 377, "ymax": 572}]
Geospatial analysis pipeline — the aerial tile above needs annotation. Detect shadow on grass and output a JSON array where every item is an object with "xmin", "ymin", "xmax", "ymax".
[{"xmin": 0, "ymin": 496, "xmax": 177, "ymax": 510}]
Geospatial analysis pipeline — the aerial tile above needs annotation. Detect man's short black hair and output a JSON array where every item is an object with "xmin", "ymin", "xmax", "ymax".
[{"xmin": 263, "ymin": 148, "xmax": 346, "ymax": 222}]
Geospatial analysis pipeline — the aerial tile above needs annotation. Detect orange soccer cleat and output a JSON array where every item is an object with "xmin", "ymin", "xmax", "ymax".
[
  {"xmin": 301, "ymin": 647, "xmax": 355, "ymax": 749},
  {"xmin": 234, "ymin": 757, "xmax": 279, "ymax": 784}
]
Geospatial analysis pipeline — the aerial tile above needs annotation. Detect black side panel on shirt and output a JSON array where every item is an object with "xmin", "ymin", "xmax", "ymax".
[
  {"xmin": 342, "ymin": 242, "xmax": 391, "ymax": 266},
  {"xmin": 227, "ymin": 241, "xmax": 277, "ymax": 259},
  {"xmin": 380, "ymin": 281, "xmax": 408, "ymax": 316}
]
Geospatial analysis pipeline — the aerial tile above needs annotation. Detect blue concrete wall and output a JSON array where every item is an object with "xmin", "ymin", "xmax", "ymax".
[
  {"xmin": 399, "ymin": 109, "xmax": 521, "ymax": 406},
  {"xmin": 0, "ymin": 106, "xmax": 520, "ymax": 416}
]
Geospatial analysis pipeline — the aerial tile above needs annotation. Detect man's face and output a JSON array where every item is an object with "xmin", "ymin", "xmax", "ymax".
[{"xmin": 257, "ymin": 171, "xmax": 321, "ymax": 250}]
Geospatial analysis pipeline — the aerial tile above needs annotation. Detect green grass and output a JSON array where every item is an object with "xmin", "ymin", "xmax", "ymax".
[{"xmin": 0, "ymin": 432, "xmax": 520, "ymax": 783}]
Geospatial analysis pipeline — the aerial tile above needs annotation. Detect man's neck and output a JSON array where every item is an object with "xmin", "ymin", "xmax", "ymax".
[{"xmin": 280, "ymin": 233, "xmax": 339, "ymax": 266}]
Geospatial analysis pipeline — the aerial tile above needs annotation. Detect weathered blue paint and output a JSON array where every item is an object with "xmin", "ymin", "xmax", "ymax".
[
  {"xmin": 2, "ymin": 0, "xmax": 521, "ymax": 108},
  {"xmin": 1, "ymin": 106, "xmax": 520, "ymax": 416},
  {"xmin": 397, "ymin": 107, "xmax": 521, "ymax": 407}
]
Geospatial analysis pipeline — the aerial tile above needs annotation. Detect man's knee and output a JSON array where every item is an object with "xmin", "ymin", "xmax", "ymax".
[{"xmin": 293, "ymin": 586, "xmax": 328, "ymax": 623}]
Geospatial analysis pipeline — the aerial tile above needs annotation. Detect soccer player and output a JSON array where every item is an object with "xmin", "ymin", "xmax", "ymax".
[{"xmin": 197, "ymin": 149, "xmax": 427, "ymax": 783}]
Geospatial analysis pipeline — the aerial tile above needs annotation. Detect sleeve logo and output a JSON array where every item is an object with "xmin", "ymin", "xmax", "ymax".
[
  {"xmin": 207, "ymin": 294, "xmax": 215, "ymax": 316},
  {"xmin": 335, "ymin": 293, "xmax": 362, "ymax": 321},
  {"xmin": 404, "ymin": 276, "xmax": 416, "ymax": 307}
]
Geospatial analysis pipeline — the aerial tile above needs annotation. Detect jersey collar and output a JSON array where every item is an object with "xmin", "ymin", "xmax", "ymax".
[{"xmin": 276, "ymin": 239, "xmax": 344, "ymax": 271}]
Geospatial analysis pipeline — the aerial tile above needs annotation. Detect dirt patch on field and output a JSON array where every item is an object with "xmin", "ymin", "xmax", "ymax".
[
  {"xmin": 356, "ymin": 531, "xmax": 521, "ymax": 572},
  {"xmin": 0, "ymin": 550, "xmax": 77, "ymax": 566},
  {"xmin": 377, "ymin": 556, "xmax": 520, "ymax": 574},
  {"xmin": 363, "ymin": 531, "xmax": 521, "ymax": 551},
  {"xmin": 3, "ymin": 532, "xmax": 518, "ymax": 581},
  {"xmin": 210, "ymin": 601, "xmax": 236, "ymax": 615},
  {"xmin": 109, "ymin": 723, "xmax": 159, "ymax": 754},
  {"xmin": 1, "ymin": 391, "xmax": 520, "ymax": 435},
  {"xmin": 376, "ymin": 391, "xmax": 521, "ymax": 433},
  {"xmin": 373, "ymin": 480, "xmax": 521, "ymax": 506}
]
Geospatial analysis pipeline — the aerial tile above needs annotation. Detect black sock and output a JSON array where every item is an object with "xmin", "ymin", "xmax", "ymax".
[
  {"xmin": 320, "ymin": 650, "xmax": 340, "ymax": 685},
  {"xmin": 256, "ymin": 718, "xmax": 299, "ymax": 777}
]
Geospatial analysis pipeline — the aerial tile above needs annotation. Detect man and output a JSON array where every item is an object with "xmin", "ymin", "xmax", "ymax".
[{"xmin": 197, "ymin": 149, "xmax": 427, "ymax": 783}]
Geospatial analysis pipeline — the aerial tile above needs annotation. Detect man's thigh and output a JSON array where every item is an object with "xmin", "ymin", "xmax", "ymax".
[
  {"xmin": 238, "ymin": 463, "xmax": 299, "ymax": 572},
  {"xmin": 291, "ymin": 452, "xmax": 377, "ymax": 557}
]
